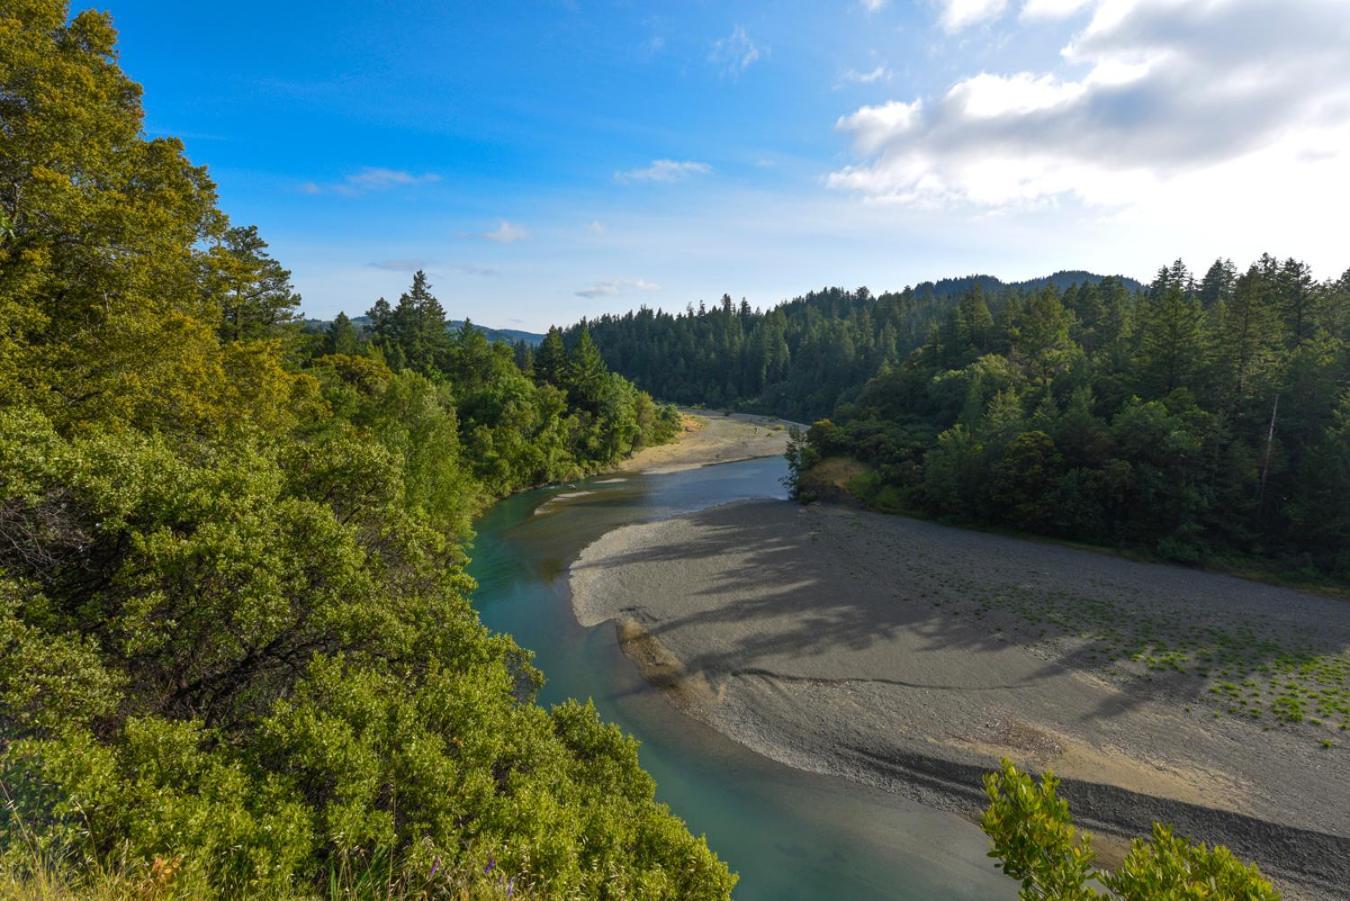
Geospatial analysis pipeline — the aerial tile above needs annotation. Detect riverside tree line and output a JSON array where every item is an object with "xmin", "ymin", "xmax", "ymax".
[
  {"xmin": 0, "ymin": 3, "xmax": 728, "ymax": 897},
  {"xmin": 576, "ymin": 261, "xmax": 1350, "ymax": 578}
]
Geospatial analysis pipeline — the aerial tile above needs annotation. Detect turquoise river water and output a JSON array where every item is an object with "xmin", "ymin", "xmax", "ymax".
[{"xmin": 467, "ymin": 456, "xmax": 1013, "ymax": 900}]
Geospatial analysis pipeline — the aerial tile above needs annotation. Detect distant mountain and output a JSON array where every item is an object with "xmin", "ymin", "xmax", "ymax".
[
  {"xmin": 301, "ymin": 315, "xmax": 544, "ymax": 346},
  {"xmin": 906, "ymin": 270, "xmax": 1144, "ymax": 300},
  {"xmin": 448, "ymin": 321, "xmax": 546, "ymax": 346}
]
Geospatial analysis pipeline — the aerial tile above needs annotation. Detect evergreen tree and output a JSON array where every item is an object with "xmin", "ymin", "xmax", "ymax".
[
  {"xmin": 1199, "ymin": 258, "xmax": 1238, "ymax": 308},
  {"xmin": 1276, "ymin": 257, "xmax": 1319, "ymax": 348},
  {"xmin": 1215, "ymin": 265, "xmax": 1280, "ymax": 408},
  {"xmin": 325, "ymin": 311, "xmax": 360, "ymax": 355},
  {"xmin": 209, "ymin": 224, "xmax": 301, "ymax": 341},
  {"xmin": 1137, "ymin": 262, "xmax": 1206, "ymax": 395},
  {"xmin": 535, "ymin": 326, "xmax": 568, "ymax": 387},
  {"xmin": 567, "ymin": 327, "xmax": 608, "ymax": 410}
]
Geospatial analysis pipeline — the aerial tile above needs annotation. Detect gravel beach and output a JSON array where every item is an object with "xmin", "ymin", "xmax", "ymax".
[
  {"xmin": 569, "ymin": 498, "xmax": 1350, "ymax": 896},
  {"xmin": 616, "ymin": 410, "xmax": 793, "ymax": 474}
]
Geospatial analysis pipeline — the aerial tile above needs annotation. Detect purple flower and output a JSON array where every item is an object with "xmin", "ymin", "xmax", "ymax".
[
  {"xmin": 429, "ymin": 857, "xmax": 441, "ymax": 878},
  {"xmin": 485, "ymin": 855, "xmax": 496, "ymax": 874},
  {"xmin": 507, "ymin": 876, "xmax": 515, "ymax": 897}
]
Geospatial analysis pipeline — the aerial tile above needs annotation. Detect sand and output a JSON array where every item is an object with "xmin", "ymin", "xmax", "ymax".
[
  {"xmin": 617, "ymin": 410, "xmax": 794, "ymax": 474},
  {"xmin": 570, "ymin": 499, "xmax": 1350, "ymax": 896}
]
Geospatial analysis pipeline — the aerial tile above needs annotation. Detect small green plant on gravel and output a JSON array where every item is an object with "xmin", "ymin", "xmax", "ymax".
[
  {"xmin": 981, "ymin": 760, "xmax": 1279, "ymax": 900},
  {"xmin": 925, "ymin": 568, "xmax": 1349, "ymax": 730}
]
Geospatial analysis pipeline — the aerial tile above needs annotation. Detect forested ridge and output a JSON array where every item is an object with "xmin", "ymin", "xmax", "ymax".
[
  {"xmin": 578, "ymin": 265, "xmax": 1349, "ymax": 578},
  {"xmin": 0, "ymin": 3, "xmax": 730, "ymax": 897},
  {"xmin": 570, "ymin": 271, "xmax": 1141, "ymax": 420},
  {"xmin": 301, "ymin": 314, "xmax": 544, "ymax": 349}
]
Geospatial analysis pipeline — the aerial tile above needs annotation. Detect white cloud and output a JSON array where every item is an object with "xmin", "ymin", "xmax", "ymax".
[
  {"xmin": 1020, "ymin": 0, "xmax": 1092, "ymax": 20},
  {"xmin": 709, "ymin": 26, "xmax": 765, "ymax": 77},
  {"xmin": 614, "ymin": 159, "xmax": 712, "ymax": 184},
  {"xmin": 860, "ymin": 0, "xmax": 888, "ymax": 12},
  {"xmin": 830, "ymin": 0, "xmax": 1350, "ymax": 212},
  {"xmin": 835, "ymin": 101, "xmax": 921, "ymax": 155},
  {"xmin": 840, "ymin": 65, "xmax": 892, "ymax": 85},
  {"xmin": 587, "ymin": 220, "xmax": 607, "ymax": 235},
  {"xmin": 302, "ymin": 167, "xmax": 440, "ymax": 196},
  {"xmin": 479, "ymin": 220, "xmax": 529, "ymax": 243},
  {"xmin": 936, "ymin": 0, "xmax": 1009, "ymax": 32},
  {"xmin": 575, "ymin": 278, "xmax": 661, "ymax": 299}
]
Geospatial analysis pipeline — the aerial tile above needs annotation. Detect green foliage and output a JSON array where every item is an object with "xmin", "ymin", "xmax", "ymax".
[
  {"xmin": 0, "ymin": 3, "xmax": 720, "ymax": 897},
  {"xmin": 579, "ymin": 258, "xmax": 1347, "ymax": 579},
  {"xmin": 981, "ymin": 761, "xmax": 1100, "ymax": 900},
  {"xmin": 982, "ymin": 760, "xmax": 1279, "ymax": 900}
]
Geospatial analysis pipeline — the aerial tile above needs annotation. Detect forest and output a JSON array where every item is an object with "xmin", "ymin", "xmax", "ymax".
[
  {"xmin": 0, "ymin": 3, "xmax": 728, "ymax": 897},
  {"xmin": 578, "ymin": 265, "xmax": 1349, "ymax": 578}
]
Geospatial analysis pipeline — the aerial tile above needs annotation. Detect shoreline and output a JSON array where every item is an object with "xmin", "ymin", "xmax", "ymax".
[
  {"xmin": 568, "ymin": 498, "xmax": 1350, "ymax": 898},
  {"xmin": 616, "ymin": 409, "xmax": 794, "ymax": 474}
]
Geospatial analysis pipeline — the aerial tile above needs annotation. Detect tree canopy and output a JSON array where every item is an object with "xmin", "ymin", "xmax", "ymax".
[
  {"xmin": 578, "ymin": 259, "xmax": 1348, "ymax": 578},
  {"xmin": 0, "ymin": 3, "xmax": 714, "ymax": 897}
]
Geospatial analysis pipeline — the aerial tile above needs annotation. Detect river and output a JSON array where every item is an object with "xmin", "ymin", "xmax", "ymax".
[{"xmin": 468, "ymin": 456, "xmax": 1012, "ymax": 900}]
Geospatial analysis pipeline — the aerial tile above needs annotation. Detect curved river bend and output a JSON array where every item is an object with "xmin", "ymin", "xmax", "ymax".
[{"xmin": 468, "ymin": 456, "xmax": 1012, "ymax": 900}]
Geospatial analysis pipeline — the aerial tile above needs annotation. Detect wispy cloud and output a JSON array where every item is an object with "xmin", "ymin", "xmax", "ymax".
[
  {"xmin": 448, "ymin": 263, "xmax": 501, "ymax": 277},
  {"xmin": 587, "ymin": 220, "xmax": 607, "ymax": 235},
  {"xmin": 840, "ymin": 65, "xmax": 892, "ymax": 85},
  {"xmin": 370, "ymin": 258, "xmax": 428, "ymax": 271},
  {"xmin": 860, "ymin": 0, "xmax": 888, "ymax": 12},
  {"xmin": 614, "ymin": 159, "xmax": 712, "ymax": 184},
  {"xmin": 575, "ymin": 278, "xmax": 661, "ymax": 299},
  {"xmin": 709, "ymin": 26, "xmax": 765, "ymax": 77},
  {"xmin": 302, "ymin": 167, "xmax": 440, "ymax": 196},
  {"xmin": 477, "ymin": 220, "xmax": 530, "ymax": 243}
]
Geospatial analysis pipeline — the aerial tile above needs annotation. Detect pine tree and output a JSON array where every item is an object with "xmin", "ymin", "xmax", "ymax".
[
  {"xmin": 1199, "ymin": 258, "xmax": 1238, "ymax": 309},
  {"xmin": 1275, "ymin": 257, "xmax": 1319, "ymax": 348},
  {"xmin": 567, "ymin": 328, "xmax": 608, "ymax": 409},
  {"xmin": 1137, "ymin": 262, "xmax": 1205, "ymax": 395},
  {"xmin": 956, "ymin": 286, "xmax": 994, "ymax": 354},
  {"xmin": 391, "ymin": 270, "xmax": 449, "ymax": 375},
  {"xmin": 210, "ymin": 225, "xmax": 301, "ymax": 341},
  {"xmin": 325, "ymin": 311, "xmax": 360, "ymax": 355},
  {"xmin": 535, "ymin": 326, "xmax": 568, "ymax": 387},
  {"xmin": 1215, "ymin": 265, "xmax": 1280, "ymax": 407}
]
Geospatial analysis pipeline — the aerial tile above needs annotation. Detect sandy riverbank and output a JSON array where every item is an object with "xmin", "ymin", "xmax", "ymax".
[
  {"xmin": 570, "ymin": 499, "xmax": 1350, "ymax": 897},
  {"xmin": 618, "ymin": 410, "xmax": 793, "ymax": 474}
]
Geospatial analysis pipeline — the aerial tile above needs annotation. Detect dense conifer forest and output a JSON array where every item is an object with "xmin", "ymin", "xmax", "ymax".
[
  {"xmin": 0, "ymin": 3, "xmax": 730, "ymax": 896},
  {"xmin": 578, "ymin": 263, "xmax": 1349, "ymax": 578}
]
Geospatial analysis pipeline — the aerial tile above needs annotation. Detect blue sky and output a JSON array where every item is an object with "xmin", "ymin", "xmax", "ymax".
[{"xmin": 108, "ymin": 0, "xmax": 1350, "ymax": 329}]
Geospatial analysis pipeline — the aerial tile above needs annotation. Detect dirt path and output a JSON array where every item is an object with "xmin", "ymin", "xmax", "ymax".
[{"xmin": 570, "ymin": 499, "xmax": 1350, "ymax": 897}]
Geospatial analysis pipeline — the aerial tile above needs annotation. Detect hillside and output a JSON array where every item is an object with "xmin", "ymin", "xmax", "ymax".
[
  {"xmin": 302, "ymin": 315, "xmax": 544, "ymax": 346},
  {"xmin": 567, "ymin": 271, "xmax": 1142, "ymax": 421}
]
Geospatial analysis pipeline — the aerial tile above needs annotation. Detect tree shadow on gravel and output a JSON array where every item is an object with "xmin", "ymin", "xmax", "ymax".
[{"xmin": 577, "ymin": 501, "xmax": 1350, "ymax": 728}]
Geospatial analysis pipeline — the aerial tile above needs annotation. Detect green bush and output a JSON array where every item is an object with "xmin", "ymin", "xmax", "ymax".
[{"xmin": 982, "ymin": 760, "xmax": 1278, "ymax": 900}]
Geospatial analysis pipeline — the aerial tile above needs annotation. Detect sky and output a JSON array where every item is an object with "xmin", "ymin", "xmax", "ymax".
[{"xmin": 105, "ymin": 0, "xmax": 1350, "ymax": 330}]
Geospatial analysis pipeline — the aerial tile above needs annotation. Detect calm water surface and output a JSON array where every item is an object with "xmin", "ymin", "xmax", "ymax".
[{"xmin": 468, "ymin": 457, "xmax": 1012, "ymax": 900}]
